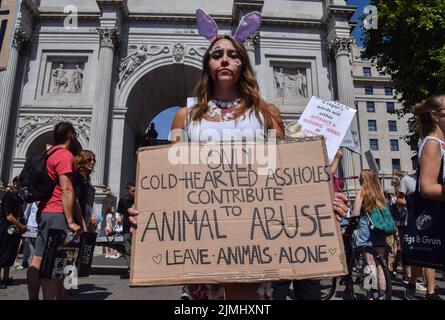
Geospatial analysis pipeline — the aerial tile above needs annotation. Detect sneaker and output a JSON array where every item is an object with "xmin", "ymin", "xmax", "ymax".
[
  {"xmin": 367, "ymin": 291, "xmax": 374, "ymax": 300},
  {"xmin": 378, "ymin": 291, "xmax": 386, "ymax": 300},
  {"xmin": 425, "ymin": 292, "xmax": 443, "ymax": 300},
  {"xmin": 402, "ymin": 276, "xmax": 410, "ymax": 285},
  {"xmin": 180, "ymin": 286, "xmax": 191, "ymax": 300},
  {"xmin": 405, "ymin": 283, "xmax": 416, "ymax": 300},
  {"xmin": 416, "ymin": 282, "xmax": 427, "ymax": 292},
  {"xmin": 21, "ymin": 262, "xmax": 29, "ymax": 269}
]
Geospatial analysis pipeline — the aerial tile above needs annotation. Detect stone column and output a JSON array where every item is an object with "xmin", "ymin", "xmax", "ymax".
[
  {"xmin": 244, "ymin": 33, "xmax": 259, "ymax": 71},
  {"xmin": 89, "ymin": 27, "xmax": 119, "ymax": 187},
  {"xmin": 0, "ymin": 28, "xmax": 29, "ymax": 178},
  {"xmin": 329, "ymin": 37, "xmax": 361, "ymax": 194}
]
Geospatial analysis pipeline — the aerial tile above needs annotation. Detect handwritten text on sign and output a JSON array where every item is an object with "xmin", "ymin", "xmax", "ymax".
[
  {"xmin": 298, "ymin": 96, "xmax": 357, "ymax": 162},
  {"xmin": 131, "ymin": 139, "xmax": 347, "ymax": 286}
]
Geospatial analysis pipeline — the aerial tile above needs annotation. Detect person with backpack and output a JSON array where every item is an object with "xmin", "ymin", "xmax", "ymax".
[
  {"xmin": 26, "ymin": 121, "xmax": 85, "ymax": 300},
  {"xmin": 0, "ymin": 177, "xmax": 26, "ymax": 289},
  {"xmin": 352, "ymin": 169, "xmax": 393, "ymax": 300}
]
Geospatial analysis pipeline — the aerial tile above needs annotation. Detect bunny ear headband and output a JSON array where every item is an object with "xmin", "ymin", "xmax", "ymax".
[{"xmin": 196, "ymin": 9, "xmax": 261, "ymax": 43}]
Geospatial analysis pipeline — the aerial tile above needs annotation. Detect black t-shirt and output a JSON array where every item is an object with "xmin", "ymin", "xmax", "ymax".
[
  {"xmin": 117, "ymin": 196, "xmax": 134, "ymax": 234},
  {"xmin": 0, "ymin": 191, "xmax": 24, "ymax": 222},
  {"xmin": 74, "ymin": 172, "xmax": 96, "ymax": 224}
]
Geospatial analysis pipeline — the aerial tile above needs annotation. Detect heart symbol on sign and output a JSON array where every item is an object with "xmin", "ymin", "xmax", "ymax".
[
  {"xmin": 329, "ymin": 248, "xmax": 337, "ymax": 256},
  {"xmin": 152, "ymin": 254, "xmax": 162, "ymax": 265}
]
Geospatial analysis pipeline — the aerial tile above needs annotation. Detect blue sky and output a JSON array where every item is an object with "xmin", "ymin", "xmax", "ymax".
[
  {"xmin": 151, "ymin": 1, "xmax": 369, "ymax": 139},
  {"xmin": 347, "ymin": 0, "xmax": 371, "ymax": 46}
]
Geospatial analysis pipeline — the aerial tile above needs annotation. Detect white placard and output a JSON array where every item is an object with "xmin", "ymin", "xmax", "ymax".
[{"xmin": 298, "ymin": 96, "xmax": 357, "ymax": 162}]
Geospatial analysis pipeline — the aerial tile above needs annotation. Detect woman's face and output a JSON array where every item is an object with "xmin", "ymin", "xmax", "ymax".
[
  {"xmin": 208, "ymin": 38, "xmax": 242, "ymax": 87},
  {"xmin": 84, "ymin": 154, "xmax": 96, "ymax": 172},
  {"xmin": 432, "ymin": 100, "xmax": 445, "ymax": 133}
]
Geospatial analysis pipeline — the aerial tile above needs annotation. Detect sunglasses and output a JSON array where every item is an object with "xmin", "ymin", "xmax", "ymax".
[{"xmin": 86, "ymin": 158, "xmax": 96, "ymax": 163}]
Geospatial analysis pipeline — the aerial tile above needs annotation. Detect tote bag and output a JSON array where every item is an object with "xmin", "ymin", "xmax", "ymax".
[{"xmin": 402, "ymin": 159, "xmax": 445, "ymax": 271}]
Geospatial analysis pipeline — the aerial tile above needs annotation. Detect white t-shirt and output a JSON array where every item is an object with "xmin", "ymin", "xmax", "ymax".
[
  {"xmin": 105, "ymin": 213, "xmax": 114, "ymax": 230},
  {"xmin": 399, "ymin": 174, "xmax": 417, "ymax": 196},
  {"xmin": 418, "ymin": 135, "xmax": 445, "ymax": 188}
]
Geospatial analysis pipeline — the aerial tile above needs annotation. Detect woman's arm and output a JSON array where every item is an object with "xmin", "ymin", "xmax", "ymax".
[
  {"xmin": 170, "ymin": 107, "xmax": 188, "ymax": 143},
  {"xmin": 419, "ymin": 140, "xmax": 445, "ymax": 201},
  {"xmin": 330, "ymin": 150, "xmax": 343, "ymax": 174},
  {"xmin": 351, "ymin": 191, "xmax": 363, "ymax": 217},
  {"xmin": 6, "ymin": 212, "xmax": 27, "ymax": 233}
]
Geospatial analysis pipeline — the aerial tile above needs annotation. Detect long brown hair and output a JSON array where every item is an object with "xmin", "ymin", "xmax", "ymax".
[
  {"xmin": 74, "ymin": 150, "xmax": 95, "ymax": 181},
  {"xmin": 359, "ymin": 169, "xmax": 386, "ymax": 212},
  {"xmin": 412, "ymin": 95, "xmax": 445, "ymax": 138},
  {"xmin": 190, "ymin": 35, "xmax": 284, "ymax": 133}
]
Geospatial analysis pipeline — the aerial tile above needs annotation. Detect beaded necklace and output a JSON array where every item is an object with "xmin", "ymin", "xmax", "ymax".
[{"xmin": 207, "ymin": 98, "xmax": 241, "ymax": 121}]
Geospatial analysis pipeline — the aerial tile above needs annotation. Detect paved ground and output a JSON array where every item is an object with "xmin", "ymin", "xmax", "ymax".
[{"xmin": 1, "ymin": 254, "xmax": 444, "ymax": 300}]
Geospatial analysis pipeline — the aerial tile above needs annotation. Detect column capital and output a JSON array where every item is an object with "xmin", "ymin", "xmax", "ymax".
[
  {"xmin": 96, "ymin": 27, "xmax": 120, "ymax": 49},
  {"xmin": 328, "ymin": 37, "xmax": 354, "ymax": 58},
  {"xmin": 12, "ymin": 26, "xmax": 30, "ymax": 52},
  {"xmin": 244, "ymin": 32, "xmax": 260, "ymax": 52}
]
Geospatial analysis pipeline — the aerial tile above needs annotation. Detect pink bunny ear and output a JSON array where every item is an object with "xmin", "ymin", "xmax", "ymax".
[
  {"xmin": 233, "ymin": 11, "xmax": 262, "ymax": 43},
  {"xmin": 196, "ymin": 9, "xmax": 219, "ymax": 42}
]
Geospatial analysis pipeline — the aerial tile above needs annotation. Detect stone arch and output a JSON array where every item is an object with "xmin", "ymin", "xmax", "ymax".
[
  {"xmin": 109, "ymin": 59, "xmax": 202, "ymax": 196},
  {"xmin": 115, "ymin": 54, "xmax": 203, "ymax": 108}
]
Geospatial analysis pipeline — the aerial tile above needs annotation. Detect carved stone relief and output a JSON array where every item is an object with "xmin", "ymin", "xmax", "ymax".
[
  {"xmin": 172, "ymin": 42, "xmax": 186, "ymax": 63},
  {"xmin": 50, "ymin": 62, "xmax": 84, "ymax": 94},
  {"xmin": 118, "ymin": 44, "xmax": 170, "ymax": 88},
  {"xmin": 16, "ymin": 116, "xmax": 91, "ymax": 147},
  {"xmin": 273, "ymin": 66, "xmax": 308, "ymax": 102}
]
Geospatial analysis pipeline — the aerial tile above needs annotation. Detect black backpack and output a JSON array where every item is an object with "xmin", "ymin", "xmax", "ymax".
[{"xmin": 18, "ymin": 147, "xmax": 62, "ymax": 203}]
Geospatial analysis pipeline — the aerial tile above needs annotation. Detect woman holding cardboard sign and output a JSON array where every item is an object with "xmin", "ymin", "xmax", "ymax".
[{"xmin": 163, "ymin": 9, "xmax": 351, "ymax": 300}]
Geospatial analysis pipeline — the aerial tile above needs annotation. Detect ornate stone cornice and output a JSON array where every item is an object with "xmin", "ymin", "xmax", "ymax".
[
  {"xmin": 232, "ymin": 0, "xmax": 264, "ymax": 22},
  {"xmin": 97, "ymin": 27, "xmax": 120, "ymax": 49},
  {"xmin": 321, "ymin": 5, "xmax": 356, "ymax": 26},
  {"xmin": 328, "ymin": 37, "xmax": 354, "ymax": 57},
  {"xmin": 12, "ymin": 27, "xmax": 30, "ymax": 52},
  {"xmin": 16, "ymin": 115, "xmax": 91, "ymax": 147},
  {"xmin": 244, "ymin": 32, "xmax": 260, "ymax": 51},
  {"xmin": 96, "ymin": 0, "xmax": 129, "ymax": 19}
]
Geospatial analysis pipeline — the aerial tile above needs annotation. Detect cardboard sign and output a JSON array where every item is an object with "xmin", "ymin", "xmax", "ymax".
[
  {"xmin": 298, "ymin": 96, "xmax": 357, "ymax": 162},
  {"xmin": 131, "ymin": 138, "xmax": 347, "ymax": 286},
  {"xmin": 0, "ymin": 0, "xmax": 19, "ymax": 70},
  {"xmin": 40, "ymin": 229, "xmax": 97, "ymax": 279}
]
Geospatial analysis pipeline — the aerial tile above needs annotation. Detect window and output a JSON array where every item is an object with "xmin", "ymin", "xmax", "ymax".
[
  {"xmin": 368, "ymin": 120, "xmax": 377, "ymax": 131},
  {"xmin": 388, "ymin": 120, "xmax": 397, "ymax": 132},
  {"xmin": 386, "ymin": 102, "xmax": 395, "ymax": 113},
  {"xmin": 385, "ymin": 87, "xmax": 393, "ymax": 96},
  {"xmin": 366, "ymin": 101, "xmax": 375, "ymax": 112},
  {"xmin": 365, "ymin": 86, "xmax": 374, "ymax": 95},
  {"xmin": 375, "ymin": 158, "xmax": 381, "ymax": 170},
  {"xmin": 390, "ymin": 139, "xmax": 399, "ymax": 151},
  {"xmin": 360, "ymin": 52, "xmax": 369, "ymax": 61},
  {"xmin": 370, "ymin": 139, "xmax": 379, "ymax": 150},
  {"xmin": 392, "ymin": 159, "xmax": 401, "ymax": 170},
  {"xmin": 363, "ymin": 67, "xmax": 372, "ymax": 77}
]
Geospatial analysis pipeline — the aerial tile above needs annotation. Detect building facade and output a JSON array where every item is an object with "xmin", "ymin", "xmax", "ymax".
[
  {"xmin": 0, "ymin": 0, "xmax": 360, "ymax": 209},
  {"xmin": 352, "ymin": 46, "xmax": 415, "ymax": 191}
]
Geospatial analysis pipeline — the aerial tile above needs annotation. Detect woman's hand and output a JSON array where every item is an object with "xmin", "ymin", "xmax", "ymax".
[{"xmin": 333, "ymin": 192, "xmax": 349, "ymax": 221}]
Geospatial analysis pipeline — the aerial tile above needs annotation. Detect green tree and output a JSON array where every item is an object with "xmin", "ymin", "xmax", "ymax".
[{"xmin": 362, "ymin": 0, "xmax": 445, "ymax": 145}]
